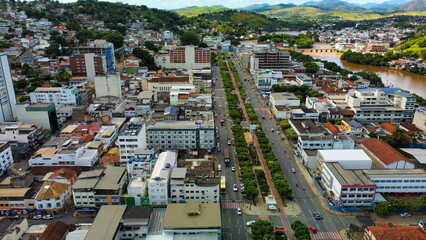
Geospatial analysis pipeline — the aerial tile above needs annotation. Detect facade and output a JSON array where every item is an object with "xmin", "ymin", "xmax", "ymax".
[
  {"xmin": 270, "ymin": 92, "xmax": 300, "ymax": 108},
  {"xmin": 73, "ymin": 40, "xmax": 115, "ymax": 73},
  {"xmin": 15, "ymin": 103, "xmax": 58, "ymax": 131},
  {"xmin": 34, "ymin": 181, "xmax": 71, "ymax": 212},
  {"xmin": 295, "ymin": 74, "xmax": 313, "ymax": 87},
  {"xmin": 0, "ymin": 143, "xmax": 14, "ymax": 177},
  {"xmin": 363, "ymin": 169, "xmax": 426, "ymax": 195},
  {"xmin": 365, "ymin": 41, "xmax": 390, "ymax": 52},
  {"xmin": 148, "ymin": 151, "xmax": 177, "ymax": 206},
  {"xmin": 361, "ymin": 138, "xmax": 414, "ymax": 169},
  {"xmin": 250, "ymin": 45, "xmax": 292, "ymax": 74},
  {"xmin": 0, "ymin": 188, "xmax": 35, "ymax": 215},
  {"xmin": 29, "ymin": 86, "xmax": 82, "ymax": 106},
  {"xmin": 413, "ymin": 106, "xmax": 426, "ymax": 133},
  {"xmin": 321, "ymin": 162, "xmax": 376, "ymax": 208},
  {"xmin": 154, "ymin": 45, "xmax": 210, "ymax": 70},
  {"xmin": 118, "ymin": 121, "xmax": 147, "ymax": 164},
  {"xmin": 255, "ymin": 70, "xmax": 283, "ymax": 90},
  {"xmin": 341, "ymin": 120, "xmax": 363, "ymax": 138},
  {"xmin": 69, "ymin": 53, "xmax": 107, "ymax": 81},
  {"xmin": 94, "ymin": 73, "xmax": 121, "ymax": 98},
  {"xmin": 0, "ymin": 52, "xmax": 17, "ymax": 122}
]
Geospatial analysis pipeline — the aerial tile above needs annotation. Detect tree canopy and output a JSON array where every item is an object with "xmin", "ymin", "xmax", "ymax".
[{"xmin": 180, "ymin": 30, "xmax": 200, "ymax": 46}]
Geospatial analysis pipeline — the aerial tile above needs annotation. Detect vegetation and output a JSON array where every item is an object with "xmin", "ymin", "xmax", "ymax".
[
  {"xmin": 180, "ymin": 30, "xmax": 200, "ymax": 46},
  {"xmin": 375, "ymin": 202, "xmax": 388, "ymax": 216},
  {"xmin": 341, "ymin": 50, "xmax": 388, "ymax": 67},
  {"xmin": 258, "ymin": 33, "xmax": 316, "ymax": 48},
  {"xmin": 291, "ymin": 220, "xmax": 312, "ymax": 240},
  {"xmin": 132, "ymin": 48, "xmax": 159, "ymax": 71},
  {"xmin": 383, "ymin": 129, "xmax": 412, "ymax": 148},
  {"xmin": 174, "ymin": 6, "xmax": 228, "ymax": 17},
  {"xmin": 251, "ymin": 220, "xmax": 275, "ymax": 240},
  {"xmin": 355, "ymin": 71, "xmax": 384, "ymax": 87}
]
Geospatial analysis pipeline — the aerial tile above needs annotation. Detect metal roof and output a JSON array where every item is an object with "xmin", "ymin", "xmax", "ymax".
[{"xmin": 84, "ymin": 205, "xmax": 127, "ymax": 240}]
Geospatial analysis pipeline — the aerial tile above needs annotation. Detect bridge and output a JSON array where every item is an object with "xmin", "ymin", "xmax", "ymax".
[{"xmin": 296, "ymin": 48, "xmax": 336, "ymax": 53}]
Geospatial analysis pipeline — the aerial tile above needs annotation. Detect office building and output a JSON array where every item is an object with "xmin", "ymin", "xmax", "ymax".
[
  {"xmin": 0, "ymin": 52, "xmax": 17, "ymax": 122},
  {"xmin": 0, "ymin": 143, "xmax": 13, "ymax": 177},
  {"xmin": 154, "ymin": 45, "xmax": 210, "ymax": 70},
  {"xmin": 73, "ymin": 40, "xmax": 115, "ymax": 73},
  {"xmin": 250, "ymin": 45, "xmax": 292, "ymax": 74},
  {"xmin": 15, "ymin": 103, "xmax": 59, "ymax": 131},
  {"xmin": 29, "ymin": 86, "xmax": 82, "ymax": 106},
  {"xmin": 70, "ymin": 53, "xmax": 107, "ymax": 81},
  {"xmin": 363, "ymin": 169, "xmax": 426, "ymax": 194},
  {"xmin": 118, "ymin": 119, "xmax": 147, "ymax": 164}
]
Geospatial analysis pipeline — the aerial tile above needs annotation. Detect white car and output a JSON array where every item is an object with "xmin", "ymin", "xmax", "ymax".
[
  {"xmin": 233, "ymin": 184, "xmax": 238, "ymax": 192},
  {"xmin": 33, "ymin": 215, "xmax": 43, "ymax": 220},
  {"xmin": 237, "ymin": 207, "xmax": 242, "ymax": 215},
  {"xmin": 291, "ymin": 168, "xmax": 296, "ymax": 173},
  {"xmin": 43, "ymin": 215, "xmax": 53, "ymax": 220},
  {"xmin": 246, "ymin": 220, "xmax": 256, "ymax": 227},
  {"xmin": 231, "ymin": 167, "xmax": 236, "ymax": 172}
]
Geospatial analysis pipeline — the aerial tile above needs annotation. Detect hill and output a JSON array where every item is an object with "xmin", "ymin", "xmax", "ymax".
[
  {"xmin": 393, "ymin": 0, "xmax": 426, "ymax": 11},
  {"xmin": 250, "ymin": 4, "xmax": 296, "ymax": 13},
  {"xmin": 240, "ymin": 3, "xmax": 270, "ymax": 11},
  {"xmin": 363, "ymin": 0, "xmax": 408, "ymax": 9},
  {"xmin": 258, "ymin": 6, "xmax": 326, "ymax": 18},
  {"xmin": 174, "ymin": 6, "xmax": 228, "ymax": 17}
]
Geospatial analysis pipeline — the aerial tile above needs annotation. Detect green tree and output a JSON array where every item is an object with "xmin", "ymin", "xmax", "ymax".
[
  {"xmin": 421, "ymin": 194, "xmax": 426, "ymax": 207},
  {"xmin": 132, "ymin": 48, "xmax": 159, "ymax": 71},
  {"xmin": 45, "ymin": 43, "xmax": 61, "ymax": 58},
  {"xmin": 180, "ymin": 30, "xmax": 199, "ymax": 46},
  {"xmin": 19, "ymin": 96, "xmax": 30, "ymax": 103},
  {"xmin": 389, "ymin": 197, "xmax": 403, "ymax": 211},
  {"xmin": 198, "ymin": 41, "xmax": 208, "ymax": 48},
  {"xmin": 375, "ymin": 202, "xmax": 388, "ymax": 216},
  {"xmin": 52, "ymin": 81, "xmax": 62, "ymax": 87},
  {"xmin": 144, "ymin": 41, "xmax": 158, "ymax": 52},
  {"xmin": 251, "ymin": 220, "xmax": 275, "ymax": 240},
  {"xmin": 304, "ymin": 62, "xmax": 319, "ymax": 73},
  {"xmin": 15, "ymin": 78, "xmax": 28, "ymax": 90},
  {"xmin": 385, "ymin": 129, "xmax": 412, "ymax": 148}
]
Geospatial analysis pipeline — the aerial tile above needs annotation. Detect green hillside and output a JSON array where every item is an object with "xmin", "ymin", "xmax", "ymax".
[
  {"xmin": 259, "ymin": 6, "xmax": 326, "ymax": 18},
  {"xmin": 175, "ymin": 6, "xmax": 228, "ymax": 17}
]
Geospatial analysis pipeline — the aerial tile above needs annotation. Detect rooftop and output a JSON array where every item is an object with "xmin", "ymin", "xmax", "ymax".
[
  {"xmin": 366, "ymin": 222, "xmax": 426, "ymax": 240},
  {"xmin": 362, "ymin": 138, "xmax": 410, "ymax": 166},
  {"xmin": 35, "ymin": 181, "xmax": 70, "ymax": 200},
  {"xmin": 363, "ymin": 169, "xmax": 426, "ymax": 178},
  {"xmin": 38, "ymin": 221, "xmax": 71, "ymax": 240},
  {"xmin": 319, "ymin": 149, "xmax": 371, "ymax": 162},
  {"xmin": 94, "ymin": 166, "xmax": 126, "ymax": 190},
  {"xmin": 163, "ymin": 202, "xmax": 221, "ymax": 230},
  {"xmin": 289, "ymin": 119, "xmax": 323, "ymax": 135},
  {"xmin": 271, "ymin": 92, "xmax": 299, "ymax": 102},
  {"xmin": 325, "ymin": 162, "xmax": 374, "ymax": 186},
  {"xmin": 84, "ymin": 205, "xmax": 127, "ymax": 240}
]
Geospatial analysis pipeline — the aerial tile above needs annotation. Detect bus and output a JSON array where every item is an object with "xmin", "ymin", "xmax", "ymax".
[
  {"xmin": 223, "ymin": 148, "xmax": 230, "ymax": 166},
  {"xmin": 220, "ymin": 176, "xmax": 226, "ymax": 193}
]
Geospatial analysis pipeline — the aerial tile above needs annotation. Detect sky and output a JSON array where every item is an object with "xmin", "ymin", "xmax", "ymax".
[{"xmin": 57, "ymin": 0, "xmax": 407, "ymax": 10}]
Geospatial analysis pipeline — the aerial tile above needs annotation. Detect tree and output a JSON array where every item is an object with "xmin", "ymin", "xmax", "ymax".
[
  {"xmin": 421, "ymin": 194, "xmax": 426, "ymax": 207},
  {"xmin": 45, "ymin": 43, "xmax": 61, "ymax": 58},
  {"xmin": 132, "ymin": 48, "xmax": 159, "ymax": 71},
  {"xmin": 385, "ymin": 129, "xmax": 412, "ymax": 148},
  {"xmin": 180, "ymin": 30, "xmax": 199, "ymax": 46},
  {"xmin": 19, "ymin": 96, "xmax": 30, "ymax": 103},
  {"xmin": 375, "ymin": 202, "xmax": 388, "ymax": 216},
  {"xmin": 52, "ymin": 81, "xmax": 62, "ymax": 87},
  {"xmin": 198, "ymin": 41, "xmax": 208, "ymax": 48},
  {"xmin": 144, "ymin": 41, "xmax": 158, "ymax": 52},
  {"xmin": 251, "ymin": 220, "xmax": 275, "ymax": 240},
  {"xmin": 389, "ymin": 197, "xmax": 403, "ymax": 211},
  {"xmin": 304, "ymin": 62, "xmax": 319, "ymax": 73},
  {"xmin": 15, "ymin": 78, "xmax": 28, "ymax": 90}
]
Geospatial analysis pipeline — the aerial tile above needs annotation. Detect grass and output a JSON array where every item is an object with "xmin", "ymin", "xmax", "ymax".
[
  {"xmin": 175, "ymin": 6, "xmax": 228, "ymax": 17},
  {"xmin": 260, "ymin": 6, "xmax": 325, "ymax": 18}
]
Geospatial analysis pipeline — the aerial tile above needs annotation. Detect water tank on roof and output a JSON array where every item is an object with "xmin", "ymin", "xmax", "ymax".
[
  {"xmin": 155, "ymin": 177, "xmax": 160, "ymax": 181},
  {"xmin": 131, "ymin": 158, "xmax": 135, "ymax": 161},
  {"xmin": 165, "ymin": 163, "xmax": 170, "ymax": 168}
]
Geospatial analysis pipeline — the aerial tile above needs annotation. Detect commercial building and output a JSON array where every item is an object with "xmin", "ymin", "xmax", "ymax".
[
  {"xmin": 118, "ymin": 119, "xmax": 147, "ymax": 164},
  {"xmin": 94, "ymin": 73, "xmax": 121, "ymax": 98},
  {"xmin": 363, "ymin": 169, "xmax": 426, "ymax": 195},
  {"xmin": 0, "ymin": 188, "xmax": 35, "ymax": 215},
  {"xmin": 148, "ymin": 151, "xmax": 177, "ymax": 206},
  {"xmin": 69, "ymin": 53, "xmax": 107, "ymax": 81},
  {"xmin": 148, "ymin": 75, "xmax": 192, "ymax": 93},
  {"xmin": 147, "ymin": 113, "xmax": 215, "ymax": 150},
  {"xmin": 15, "ymin": 103, "xmax": 58, "ymax": 131},
  {"xmin": 0, "ymin": 143, "xmax": 14, "ymax": 177},
  {"xmin": 413, "ymin": 106, "xmax": 426, "ymax": 133},
  {"xmin": 250, "ymin": 45, "xmax": 293, "ymax": 74},
  {"xmin": 29, "ymin": 86, "xmax": 82, "ymax": 106},
  {"xmin": 321, "ymin": 162, "xmax": 376, "ymax": 208},
  {"xmin": 0, "ymin": 52, "xmax": 17, "ymax": 122},
  {"xmin": 365, "ymin": 41, "xmax": 390, "ymax": 52},
  {"xmin": 295, "ymin": 74, "xmax": 313, "ymax": 87},
  {"xmin": 0, "ymin": 123, "xmax": 44, "ymax": 150},
  {"xmin": 73, "ymin": 40, "xmax": 115, "ymax": 73},
  {"xmin": 270, "ymin": 92, "xmax": 300, "ymax": 109},
  {"xmin": 317, "ymin": 149, "xmax": 372, "ymax": 170},
  {"xmin": 154, "ymin": 45, "xmax": 211, "ymax": 70},
  {"xmin": 361, "ymin": 138, "xmax": 414, "ymax": 169},
  {"xmin": 254, "ymin": 70, "xmax": 283, "ymax": 90},
  {"xmin": 34, "ymin": 181, "xmax": 71, "ymax": 212},
  {"xmin": 163, "ymin": 202, "xmax": 221, "ymax": 237}
]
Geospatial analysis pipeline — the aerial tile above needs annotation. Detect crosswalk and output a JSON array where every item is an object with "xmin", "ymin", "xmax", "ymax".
[
  {"xmin": 221, "ymin": 202, "xmax": 243, "ymax": 209},
  {"xmin": 312, "ymin": 232, "xmax": 342, "ymax": 240}
]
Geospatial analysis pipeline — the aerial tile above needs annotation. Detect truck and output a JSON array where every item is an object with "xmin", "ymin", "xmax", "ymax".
[
  {"xmin": 224, "ymin": 148, "xmax": 230, "ymax": 166},
  {"xmin": 220, "ymin": 115, "xmax": 224, "ymax": 126}
]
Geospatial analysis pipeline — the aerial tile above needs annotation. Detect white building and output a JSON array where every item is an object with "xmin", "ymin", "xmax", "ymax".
[
  {"xmin": 35, "ymin": 181, "xmax": 71, "ymax": 212},
  {"xmin": 169, "ymin": 168, "xmax": 219, "ymax": 204},
  {"xmin": 29, "ymin": 86, "xmax": 81, "ymax": 106},
  {"xmin": 295, "ymin": 74, "xmax": 313, "ymax": 87},
  {"xmin": 270, "ymin": 92, "xmax": 300, "ymax": 108},
  {"xmin": 94, "ymin": 125, "xmax": 118, "ymax": 150},
  {"xmin": 118, "ymin": 119, "xmax": 147, "ymax": 164},
  {"xmin": 255, "ymin": 70, "xmax": 283, "ymax": 90},
  {"xmin": 163, "ymin": 30, "xmax": 173, "ymax": 40},
  {"xmin": 0, "ymin": 143, "xmax": 13, "ymax": 177},
  {"xmin": 413, "ymin": 106, "xmax": 426, "ymax": 133},
  {"xmin": 321, "ymin": 162, "xmax": 376, "ymax": 208},
  {"xmin": 317, "ymin": 149, "xmax": 372, "ymax": 170},
  {"xmin": 363, "ymin": 169, "xmax": 426, "ymax": 194},
  {"xmin": 0, "ymin": 52, "xmax": 17, "ymax": 122},
  {"xmin": 94, "ymin": 73, "xmax": 121, "ymax": 98},
  {"xmin": 148, "ymin": 151, "xmax": 177, "ymax": 206}
]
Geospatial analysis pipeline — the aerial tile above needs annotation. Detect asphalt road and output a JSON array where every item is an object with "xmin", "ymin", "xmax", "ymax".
[
  {"xmin": 213, "ymin": 65, "xmax": 247, "ymax": 240},
  {"xmin": 229, "ymin": 53, "xmax": 357, "ymax": 236}
]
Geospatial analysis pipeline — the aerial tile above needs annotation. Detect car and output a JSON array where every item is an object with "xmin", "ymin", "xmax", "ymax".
[
  {"xmin": 233, "ymin": 184, "xmax": 238, "ymax": 192},
  {"xmin": 43, "ymin": 215, "xmax": 53, "ymax": 220},
  {"xmin": 281, "ymin": 136, "xmax": 285, "ymax": 140},
  {"xmin": 313, "ymin": 212, "xmax": 322, "ymax": 220},
  {"xmin": 277, "ymin": 131, "xmax": 280, "ymax": 134},
  {"xmin": 218, "ymin": 164, "xmax": 222, "ymax": 171},
  {"xmin": 33, "ymin": 215, "xmax": 43, "ymax": 220},
  {"xmin": 237, "ymin": 207, "xmax": 242, "ymax": 215},
  {"xmin": 291, "ymin": 168, "xmax": 296, "ymax": 173},
  {"xmin": 271, "ymin": 128, "xmax": 274, "ymax": 132},
  {"xmin": 227, "ymin": 138, "xmax": 232, "ymax": 145},
  {"xmin": 219, "ymin": 105, "xmax": 222, "ymax": 108},
  {"xmin": 231, "ymin": 167, "xmax": 236, "ymax": 172},
  {"xmin": 400, "ymin": 212, "xmax": 412, "ymax": 218},
  {"xmin": 309, "ymin": 226, "xmax": 317, "ymax": 233},
  {"xmin": 241, "ymin": 188, "xmax": 245, "ymax": 193},
  {"xmin": 262, "ymin": 116, "xmax": 265, "ymax": 119},
  {"xmin": 287, "ymin": 195, "xmax": 294, "ymax": 201},
  {"xmin": 246, "ymin": 220, "xmax": 256, "ymax": 227},
  {"xmin": 240, "ymin": 183, "xmax": 244, "ymax": 188}
]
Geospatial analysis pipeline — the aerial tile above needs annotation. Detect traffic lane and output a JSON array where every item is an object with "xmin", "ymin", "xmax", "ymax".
[{"xmin": 222, "ymin": 209, "xmax": 246, "ymax": 240}]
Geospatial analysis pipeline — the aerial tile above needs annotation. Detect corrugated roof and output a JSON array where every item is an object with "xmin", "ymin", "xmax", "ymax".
[
  {"xmin": 84, "ymin": 205, "xmax": 127, "ymax": 240},
  {"xmin": 163, "ymin": 202, "xmax": 221, "ymax": 230},
  {"xmin": 35, "ymin": 181, "xmax": 70, "ymax": 200},
  {"xmin": 362, "ymin": 138, "xmax": 410, "ymax": 166},
  {"xmin": 380, "ymin": 122, "xmax": 397, "ymax": 134},
  {"xmin": 0, "ymin": 188, "xmax": 31, "ymax": 197},
  {"xmin": 38, "ymin": 221, "xmax": 70, "ymax": 240},
  {"xmin": 94, "ymin": 166, "xmax": 126, "ymax": 190}
]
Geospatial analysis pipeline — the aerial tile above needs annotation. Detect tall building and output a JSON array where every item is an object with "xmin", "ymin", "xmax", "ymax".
[
  {"xmin": 29, "ymin": 86, "xmax": 82, "ymax": 106},
  {"xmin": 250, "ymin": 45, "xmax": 293, "ymax": 74},
  {"xmin": 73, "ymin": 40, "xmax": 115, "ymax": 74},
  {"xmin": 15, "ymin": 103, "xmax": 59, "ymax": 131},
  {"xmin": 94, "ymin": 73, "xmax": 121, "ymax": 98},
  {"xmin": 69, "ymin": 53, "xmax": 107, "ymax": 81},
  {"xmin": 154, "ymin": 45, "xmax": 210, "ymax": 70},
  {"xmin": 0, "ymin": 52, "xmax": 17, "ymax": 122}
]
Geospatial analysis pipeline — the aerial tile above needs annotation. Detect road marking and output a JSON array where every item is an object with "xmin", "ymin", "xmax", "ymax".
[
  {"xmin": 222, "ymin": 202, "xmax": 244, "ymax": 209},
  {"xmin": 311, "ymin": 231, "xmax": 342, "ymax": 240}
]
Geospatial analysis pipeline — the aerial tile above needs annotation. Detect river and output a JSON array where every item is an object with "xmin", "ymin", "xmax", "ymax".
[{"xmin": 303, "ymin": 44, "xmax": 426, "ymax": 97}]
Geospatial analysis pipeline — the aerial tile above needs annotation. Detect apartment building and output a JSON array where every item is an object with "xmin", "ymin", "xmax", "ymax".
[
  {"xmin": 0, "ymin": 143, "xmax": 13, "ymax": 177},
  {"xmin": 154, "ymin": 45, "xmax": 210, "ymax": 70},
  {"xmin": 0, "ymin": 122, "xmax": 44, "ymax": 156},
  {"xmin": 73, "ymin": 40, "xmax": 115, "ymax": 73},
  {"xmin": 118, "ymin": 120, "xmax": 147, "ymax": 164},
  {"xmin": 295, "ymin": 74, "xmax": 313, "ymax": 87},
  {"xmin": 148, "ymin": 151, "xmax": 177, "ymax": 206},
  {"xmin": 0, "ymin": 52, "xmax": 17, "ymax": 122},
  {"xmin": 363, "ymin": 169, "xmax": 426, "ymax": 195},
  {"xmin": 250, "ymin": 45, "xmax": 293, "ymax": 74},
  {"xmin": 69, "ymin": 53, "xmax": 107, "ymax": 81},
  {"xmin": 147, "ymin": 113, "xmax": 215, "ymax": 150},
  {"xmin": 29, "ymin": 86, "xmax": 82, "ymax": 106},
  {"xmin": 94, "ymin": 73, "xmax": 121, "ymax": 98},
  {"xmin": 413, "ymin": 106, "xmax": 426, "ymax": 133}
]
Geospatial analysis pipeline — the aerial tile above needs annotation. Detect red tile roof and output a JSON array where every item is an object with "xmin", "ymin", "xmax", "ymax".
[
  {"xmin": 39, "ymin": 221, "xmax": 72, "ymax": 240},
  {"xmin": 367, "ymin": 222, "xmax": 426, "ymax": 240},
  {"xmin": 381, "ymin": 122, "xmax": 397, "ymax": 134},
  {"xmin": 324, "ymin": 122, "xmax": 341, "ymax": 135},
  {"xmin": 400, "ymin": 123, "xmax": 421, "ymax": 133},
  {"xmin": 361, "ymin": 138, "xmax": 410, "ymax": 166},
  {"xmin": 48, "ymin": 168, "xmax": 77, "ymax": 180},
  {"xmin": 31, "ymin": 166, "xmax": 90, "ymax": 176},
  {"xmin": 99, "ymin": 154, "xmax": 120, "ymax": 164},
  {"xmin": 80, "ymin": 134, "xmax": 94, "ymax": 142},
  {"xmin": 148, "ymin": 76, "xmax": 189, "ymax": 83}
]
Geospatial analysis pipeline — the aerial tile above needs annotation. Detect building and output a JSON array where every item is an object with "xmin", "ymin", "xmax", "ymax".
[
  {"xmin": 413, "ymin": 106, "xmax": 426, "ymax": 133},
  {"xmin": 163, "ymin": 202, "xmax": 221, "ymax": 237},
  {"xmin": 250, "ymin": 45, "xmax": 292, "ymax": 74},
  {"xmin": 34, "ymin": 181, "xmax": 71, "ymax": 212},
  {"xmin": 0, "ymin": 143, "xmax": 13, "ymax": 177},
  {"xmin": 69, "ymin": 53, "xmax": 107, "ymax": 81},
  {"xmin": 0, "ymin": 187, "xmax": 35, "ymax": 216},
  {"xmin": 0, "ymin": 52, "xmax": 17, "ymax": 122},
  {"xmin": 364, "ymin": 222, "xmax": 426, "ymax": 240},
  {"xmin": 29, "ymin": 86, "xmax": 82, "ymax": 106},
  {"xmin": 42, "ymin": 168, "xmax": 78, "ymax": 185},
  {"xmin": 254, "ymin": 70, "xmax": 283, "ymax": 90},
  {"xmin": 341, "ymin": 120, "xmax": 363, "ymax": 138},
  {"xmin": 148, "ymin": 151, "xmax": 177, "ymax": 206},
  {"xmin": 148, "ymin": 76, "xmax": 192, "ymax": 93},
  {"xmin": 163, "ymin": 30, "xmax": 173, "ymax": 40},
  {"xmin": 147, "ymin": 113, "xmax": 215, "ymax": 150},
  {"xmin": 15, "ymin": 103, "xmax": 58, "ymax": 131},
  {"xmin": 270, "ymin": 92, "xmax": 300, "ymax": 109},
  {"xmin": 363, "ymin": 169, "xmax": 426, "ymax": 195},
  {"xmin": 317, "ymin": 149, "xmax": 372, "ymax": 170},
  {"xmin": 94, "ymin": 73, "xmax": 121, "ymax": 98},
  {"xmin": 38, "ymin": 221, "xmax": 71, "ymax": 240},
  {"xmin": 73, "ymin": 40, "xmax": 115, "ymax": 73},
  {"xmin": 361, "ymin": 138, "xmax": 414, "ymax": 169},
  {"xmin": 118, "ymin": 120, "xmax": 147, "ymax": 164},
  {"xmin": 365, "ymin": 41, "xmax": 390, "ymax": 52},
  {"xmin": 295, "ymin": 74, "xmax": 313, "ymax": 87},
  {"xmin": 289, "ymin": 119, "xmax": 323, "ymax": 137},
  {"xmin": 0, "ymin": 218, "xmax": 28, "ymax": 240},
  {"xmin": 321, "ymin": 162, "xmax": 376, "ymax": 208},
  {"xmin": 0, "ymin": 123, "xmax": 44, "ymax": 151},
  {"xmin": 154, "ymin": 45, "xmax": 210, "ymax": 70}
]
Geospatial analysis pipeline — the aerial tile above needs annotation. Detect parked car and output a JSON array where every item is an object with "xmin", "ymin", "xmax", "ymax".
[
  {"xmin": 231, "ymin": 166, "xmax": 236, "ymax": 172},
  {"xmin": 262, "ymin": 116, "xmax": 265, "ymax": 119},
  {"xmin": 246, "ymin": 220, "xmax": 256, "ymax": 227},
  {"xmin": 291, "ymin": 168, "xmax": 296, "ymax": 173},
  {"xmin": 277, "ymin": 131, "xmax": 280, "ymax": 134},
  {"xmin": 233, "ymin": 184, "xmax": 238, "ymax": 192},
  {"xmin": 43, "ymin": 215, "xmax": 53, "ymax": 220},
  {"xmin": 281, "ymin": 136, "xmax": 285, "ymax": 140},
  {"xmin": 309, "ymin": 226, "xmax": 317, "ymax": 233},
  {"xmin": 237, "ymin": 207, "xmax": 242, "ymax": 215},
  {"xmin": 271, "ymin": 128, "xmax": 274, "ymax": 132},
  {"xmin": 400, "ymin": 212, "xmax": 412, "ymax": 218},
  {"xmin": 313, "ymin": 212, "xmax": 322, "ymax": 220},
  {"xmin": 218, "ymin": 164, "xmax": 222, "ymax": 171},
  {"xmin": 33, "ymin": 215, "xmax": 43, "ymax": 220},
  {"xmin": 227, "ymin": 138, "xmax": 232, "ymax": 145}
]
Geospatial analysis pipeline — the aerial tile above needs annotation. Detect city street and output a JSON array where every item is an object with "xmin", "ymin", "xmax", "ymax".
[{"xmin": 229, "ymin": 53, "xmax": 357, "ymax": 239}]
